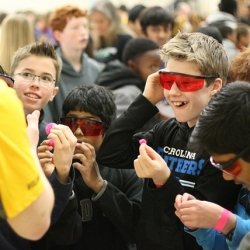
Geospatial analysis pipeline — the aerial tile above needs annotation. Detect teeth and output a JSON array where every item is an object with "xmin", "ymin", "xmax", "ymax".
[
  {"xmin": 172, "ymin": 101, "xmax": 188, "ymax": 107},
  {"xmin": 173, "ymin": 102, "xmax": 182, "ymax": 106},
  {"xmin": 26, "ymin": 93, "xmax": 39, "ymax": 99}
]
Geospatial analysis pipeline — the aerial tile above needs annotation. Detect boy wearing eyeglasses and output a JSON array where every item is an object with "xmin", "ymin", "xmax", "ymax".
[
  {"xmin": 10, "ymin": 42, "xmax": 60, "ymax": 144},
  {"xmin": 0, "ymin": 42, "xmax": 78, "ymax": 249},
  {"xmin": 175, "ymin": 81, "xmax": 250, "ymax": 250},
  {"xmin": 96, "ymin": 32, "xmax": 240, "ymax": 250},
  {"xmin": 37, "ymin": 85, "xmax": 143, "ymax": 250}
]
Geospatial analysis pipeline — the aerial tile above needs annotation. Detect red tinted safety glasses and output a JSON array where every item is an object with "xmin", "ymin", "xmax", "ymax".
[
  {"xmin": 60, "ymin": 117, "xmax": 105, "ymax": 136},
  {"xmin": 209, "ymin": 147, "xmax": 249, "ymax": 177},
  {"xmin": 159, "ymin": 71, "xmax": 217, "ymax": 92},
  {"xmin": 210, "ymin": 156, "xmax": 242, "ymax": 176}
]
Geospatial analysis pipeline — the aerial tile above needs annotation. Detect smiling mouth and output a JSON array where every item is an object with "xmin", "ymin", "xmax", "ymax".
[
  {"xmin": 25, "ymin": 93, "xmax": 40, "ymax": 99},
  {"xmin": 172, "ymin": 101, "xmax": 188, "ymax": 107}
]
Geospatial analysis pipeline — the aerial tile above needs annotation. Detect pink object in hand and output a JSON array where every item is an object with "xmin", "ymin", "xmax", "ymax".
[
  {"xmin": 45, "ymin": 123, "xmax": 56, "ymax": 147},
  {"xmin": 47, "ymin": 139, "xmax": 55, "ymax": 147},
  {"xmin": 139, "ymin": 139, "xmax": 147, "ymax": 145},
  {"xmin": 45, "ymin": 123, "xmax": 56, "ymax": 135}
]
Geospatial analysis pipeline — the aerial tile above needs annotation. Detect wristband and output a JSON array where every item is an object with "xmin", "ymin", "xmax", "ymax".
[
  {"xmin": 214, "ymin": 209, "xmax": 230, "ymax": 232},
  {"xmin": 92, "ymin": 180, "xmax": 108, "ymax": 201}
]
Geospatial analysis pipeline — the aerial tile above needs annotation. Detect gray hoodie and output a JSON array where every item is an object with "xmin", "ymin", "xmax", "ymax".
[{"xmin": 44, "ymin": 47, "xmax": 103, "ymax": 122}]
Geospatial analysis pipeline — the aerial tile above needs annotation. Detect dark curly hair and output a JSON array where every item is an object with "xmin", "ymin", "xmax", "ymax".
[{"xmin": 62, "ymin": 85, "xmax": 116, "ymax": 128}]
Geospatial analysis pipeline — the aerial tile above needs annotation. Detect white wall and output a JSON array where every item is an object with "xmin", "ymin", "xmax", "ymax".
[
  {"xmin": 0, "ymin": 0, "xmax": 91, "ymax": 14},
  {"xmin": 0, "ymin": 0, "xmax": 219, "ymax": 17}
]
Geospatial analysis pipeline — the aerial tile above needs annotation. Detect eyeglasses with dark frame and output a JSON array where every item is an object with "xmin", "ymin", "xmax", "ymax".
[
  {"xmin": 159, "ymin": 71, "xmax": 217, "ymax": 92},
  {"xmin": 60, "ymin": 117, "xmax": 106, "ymax": 136},
  {"xmin": 210, "ymin": 147, "xmax": 249, "ymax": 176}
]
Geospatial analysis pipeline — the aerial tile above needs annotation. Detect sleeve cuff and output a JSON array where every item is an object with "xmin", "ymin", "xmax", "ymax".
[
  {"xmin": 50, "ymin": 167, "xmax": 75, "ymax": 185},
  {"xmin": 68, "ymin": 190, "xmax": 75, "ymax": 200},
  {"xmin": 91, "ymin": 180, "xmax": 108, "ymax": 202}
]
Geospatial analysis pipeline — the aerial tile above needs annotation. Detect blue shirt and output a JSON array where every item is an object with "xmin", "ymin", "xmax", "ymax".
[{"xmin": 187, "ymin": 187, "xmax": 250, "ymax": 250}]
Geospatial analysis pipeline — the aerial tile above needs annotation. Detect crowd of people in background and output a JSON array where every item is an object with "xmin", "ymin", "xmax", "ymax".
[{"xmin": 1, "ymin": 0, "xmax": 250, "ymax": 249}]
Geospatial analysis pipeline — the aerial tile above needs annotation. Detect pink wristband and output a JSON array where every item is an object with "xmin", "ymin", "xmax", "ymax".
[{"xmin": 214, "ymin": 209, "xmax": 230, "ymax": 232}]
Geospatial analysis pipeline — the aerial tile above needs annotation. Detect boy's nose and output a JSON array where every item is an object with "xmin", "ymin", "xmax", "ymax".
[
  {"xmin": 30, "ymin": 76, "xmax": 41, "ymax": 86},
  {"xmin": 169, "ymin": 82, "xmax": 181, "ymax": 94},
  {"xmin": 74, "ymin": 126, "xmax": 84, "ymax": 136}
]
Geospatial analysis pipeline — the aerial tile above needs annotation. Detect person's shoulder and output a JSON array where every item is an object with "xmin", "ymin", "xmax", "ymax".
[
  {"xmin": 118, "ymin": 33, "xmax": 133, "ymax": 39},
  {"xmin": 206, "ymin": 11, "xmax": 236, "ymax": 25},
  {"xmin": 83, "ymin": 53, "xmax": 104, "ymax": 71},
  {"xmin": 0, "ymin": 82, "xmax": 13, "ymax": 93},
  {"xmin": 157, "ymin": 117, "xmax": 178, "ymax": 128},
  {"xmin": 238, "ymin": 232, "xmax": 250, "ymax": 250},
  {"xmin": 117, "ymin": 33, "xmax": 133, "ymax": 44},
  {"xmin": 113, "ymin": 85, "xmax": 141, "ymax": 95},
  {"xmin": 98, "ymin": 59, "xmax": 137, "ymax": 75},
  {"xmin": 153, "ymin": 118, "xmax": 185, "ymax": 137}
]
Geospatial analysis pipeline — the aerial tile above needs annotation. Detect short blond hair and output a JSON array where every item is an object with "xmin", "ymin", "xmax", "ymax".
[
  {"xmin": 11, "ymin": 42, "xmax": 62, "ymax": 84},
  {"xmin": 161, "ymin": 32, "xmax": 229, "ymax": 84}
]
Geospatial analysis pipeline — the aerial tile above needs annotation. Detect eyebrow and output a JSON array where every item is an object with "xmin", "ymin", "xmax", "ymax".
[{"xmin": 21, "ymin": 68, "xmax": 54, "ymax": 77}]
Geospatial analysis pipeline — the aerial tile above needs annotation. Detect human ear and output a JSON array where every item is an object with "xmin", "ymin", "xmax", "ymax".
[
  {"xmin": 210, "ymin": 78, "xmax": 223, "ymax": 96},
  {"xmin": 127, "ymin": 59, "xmax": 136, "ymax": 70},
  {"xmin": 50, "ymin": 86, "xmax": 59, "ymax": 101},
  {"xmin": 53, "ymin": 30, "xmax": 62, "ymax": 42}
]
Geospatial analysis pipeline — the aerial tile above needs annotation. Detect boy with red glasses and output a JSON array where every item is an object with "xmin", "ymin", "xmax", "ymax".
[
  {"xmin": 38, "ymin": 85, "xmax": 143, "ymax": 250},
  {"xmin": 97, "ymin": 32, "xmax": 240, "ymax": 250},
  {"xmin": 175, "ymin": 81, "xmax": 250, "ymax": 250}
]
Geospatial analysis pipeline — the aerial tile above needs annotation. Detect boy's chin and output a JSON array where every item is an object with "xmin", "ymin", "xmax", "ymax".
[{"xmin": 175, "ymin": 116, "xmax": 188, "ymax": 123}]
